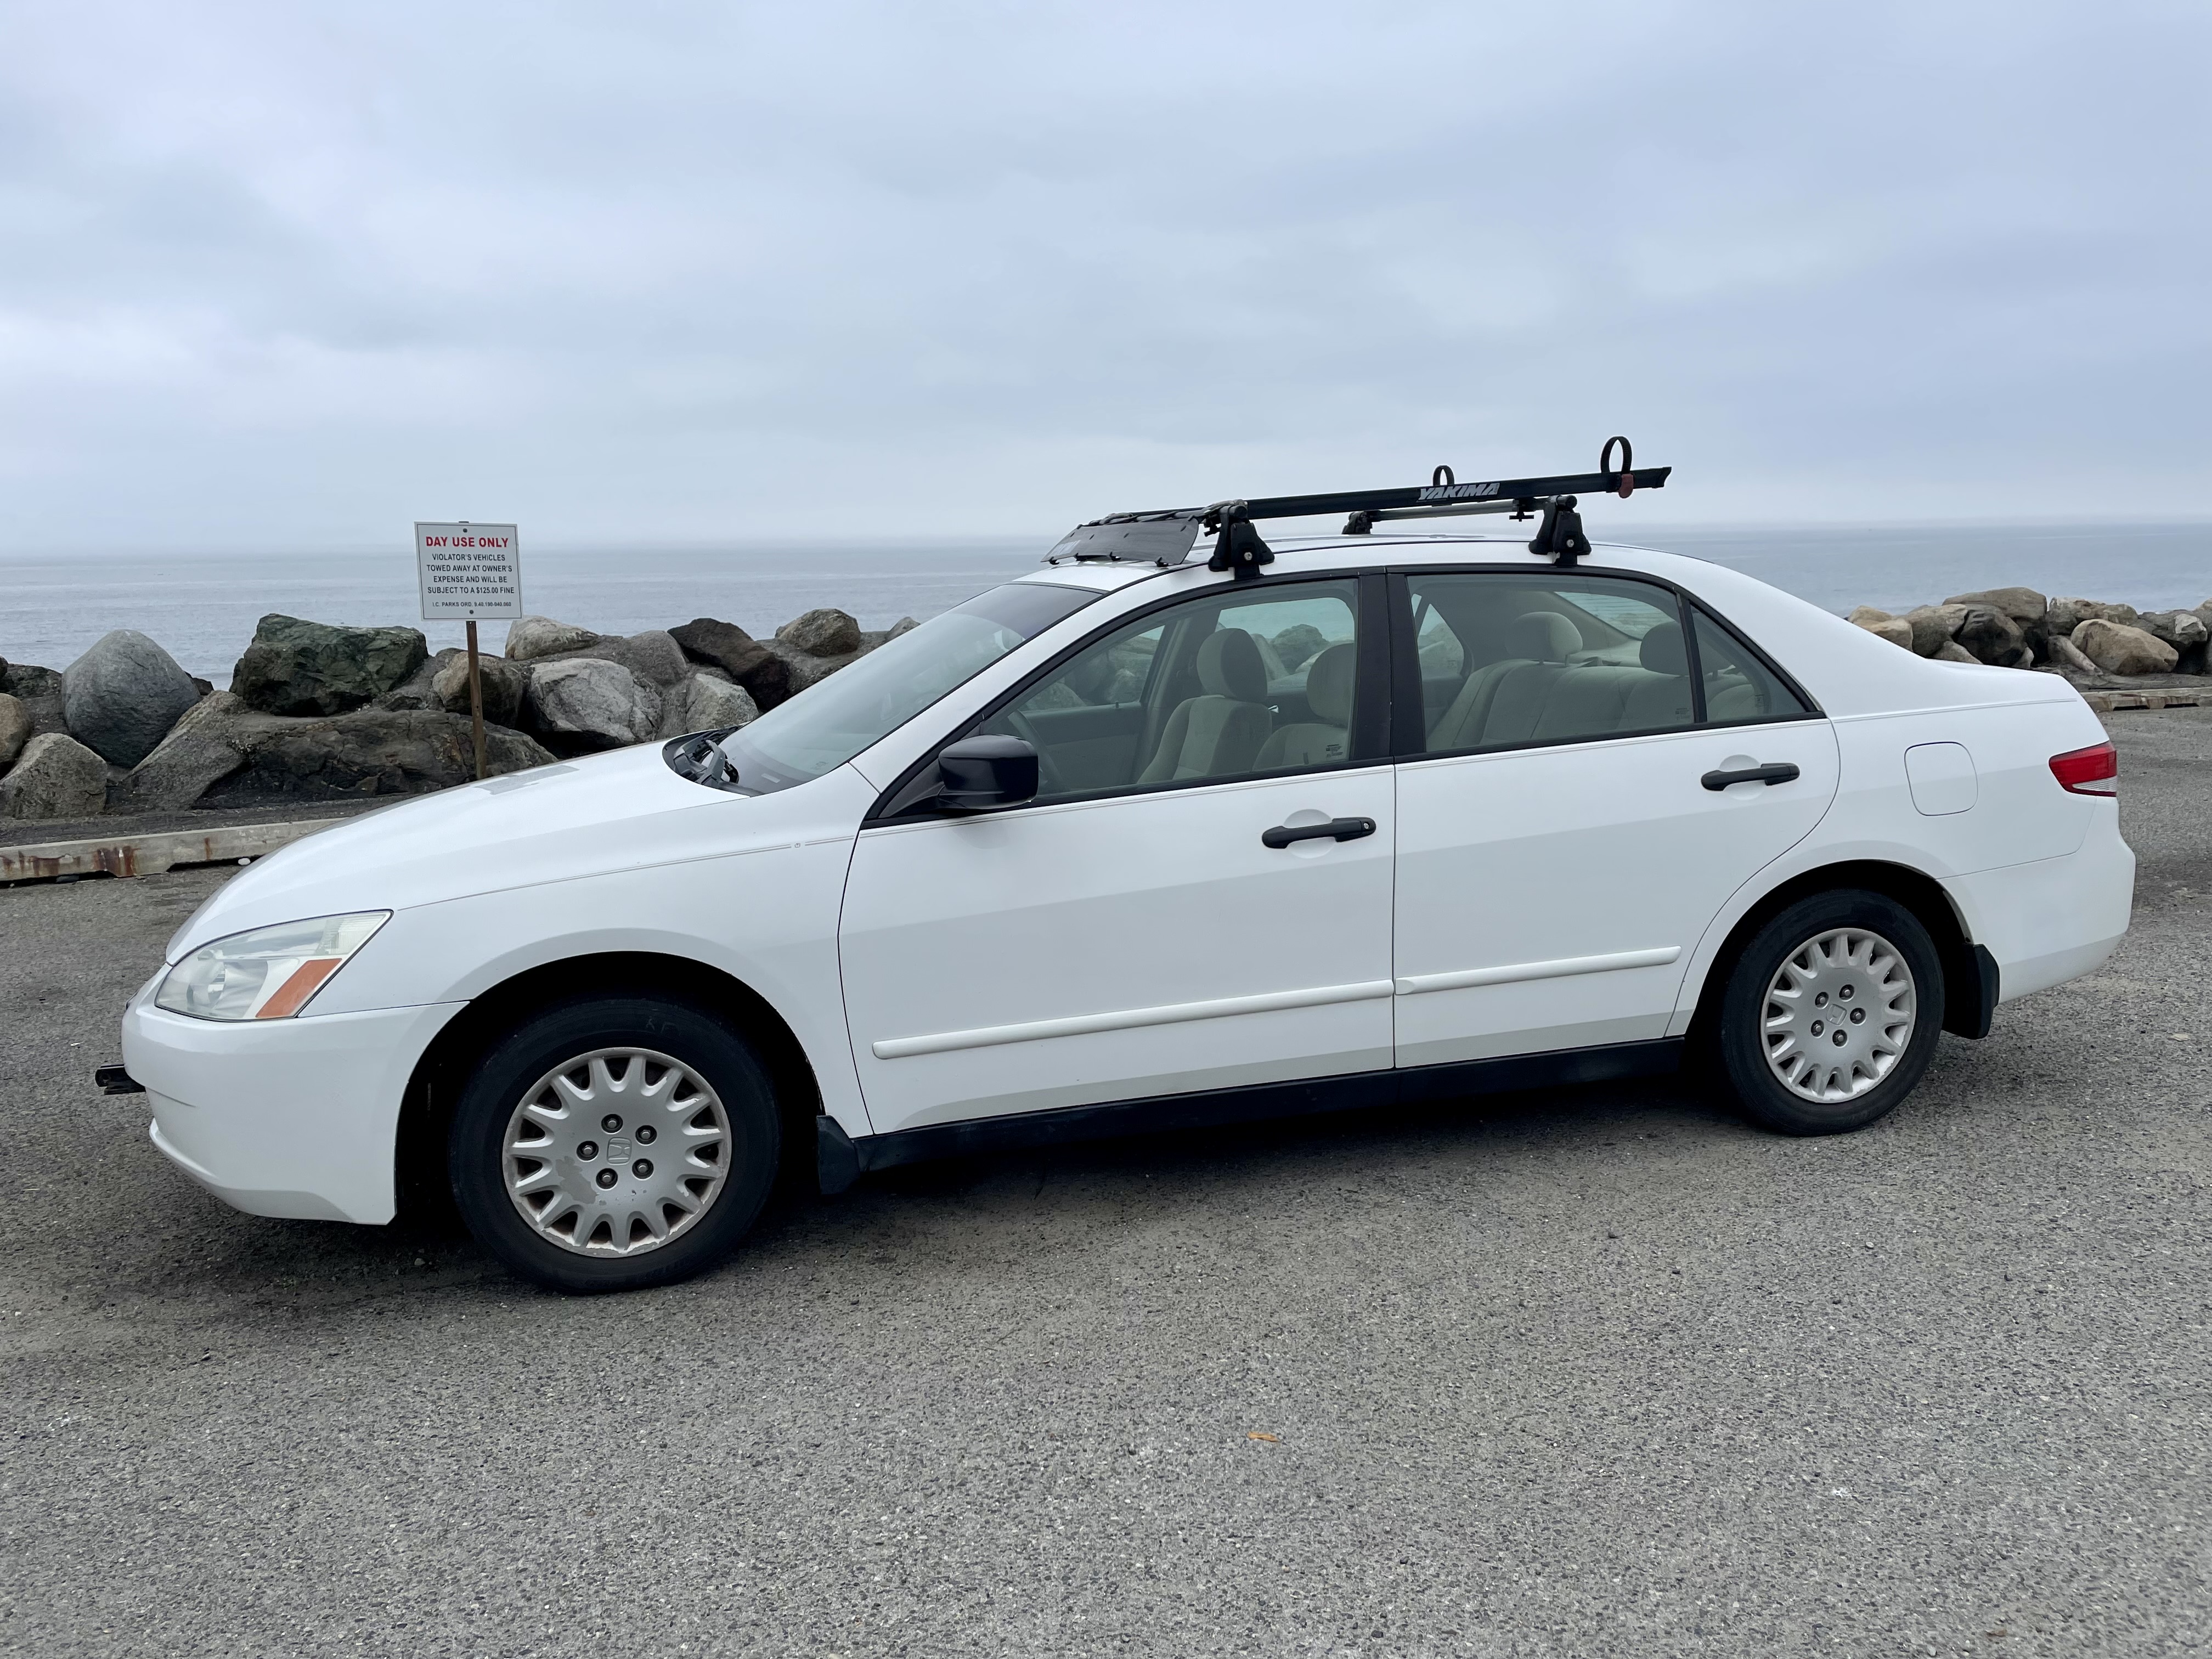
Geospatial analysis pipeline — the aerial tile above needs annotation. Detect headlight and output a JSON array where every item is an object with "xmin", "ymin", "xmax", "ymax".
[{"xmin": 155, "ymin": 912, "xmax": 391, "ymax": 1022}]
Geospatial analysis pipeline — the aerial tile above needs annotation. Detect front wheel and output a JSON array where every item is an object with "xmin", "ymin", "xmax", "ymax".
[
  {"xmin": 449, "ymin": 995, "xmax": 781, "ymax": 1293},
  {"xmin": 1714, "ymin": 890, "xmax": 1944, "ymax": 1136}
]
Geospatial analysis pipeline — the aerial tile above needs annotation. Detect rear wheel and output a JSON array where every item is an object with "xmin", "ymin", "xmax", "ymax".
[
  {"xmin": 449, "ymin": 995, "xmax": 780, "ymax": 1292},
  {"xmin": 1714, "ymin": 890, "xmax": 1944, "ymax": 1136}
]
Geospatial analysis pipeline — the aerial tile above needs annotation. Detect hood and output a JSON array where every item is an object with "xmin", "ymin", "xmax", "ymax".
[{"xmin": 166, "ymin": 743, "xmax": 849, "ymax": 960}]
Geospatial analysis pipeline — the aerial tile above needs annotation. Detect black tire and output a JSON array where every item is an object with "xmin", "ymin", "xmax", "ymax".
[
  {"xmin": 1714, "ymin": 889, "xmax": 1944, "ymax": 1136},
  {"xmin": 449, "ymin": 994, "xmax": 781, "ymax": 1293}
]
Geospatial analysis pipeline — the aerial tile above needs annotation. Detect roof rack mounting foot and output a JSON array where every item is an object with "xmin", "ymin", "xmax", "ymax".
[
  {"xmin": 1205, "ymin": 503, "xmax": 1274, "ymax": 579},
  {"xmin": 1528, "ymin": 495, "xmax": 1591, "ymax": 566}
]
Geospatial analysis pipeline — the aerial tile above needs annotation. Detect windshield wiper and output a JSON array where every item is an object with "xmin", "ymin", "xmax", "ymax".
[{"xmin": 663, "ymin": 729, "xmax": 751, "ymax": 794}]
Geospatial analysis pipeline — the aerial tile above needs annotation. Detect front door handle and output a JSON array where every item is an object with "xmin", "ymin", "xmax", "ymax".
[
  {"xmin": 1262, "ymin": 816, "xmax": 1377, "ymax": 849},
  {"xmin": 1702, "ymin": 762, "xmax": 1801, "ymax": 791}
]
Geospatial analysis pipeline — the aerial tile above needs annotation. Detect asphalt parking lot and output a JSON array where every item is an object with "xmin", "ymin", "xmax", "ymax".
[{"xmin": 4, "ymin": 710, "xmax": 2209, "ymax": 1658}]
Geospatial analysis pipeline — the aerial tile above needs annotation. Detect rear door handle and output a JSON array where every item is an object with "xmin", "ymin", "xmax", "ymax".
[
  {"xmin": 1262, "ymin": 816, "xmax": 1377, "ymax": 849},
  {"xmin": 1701, "ymin": 762, "xmax": 1801, "ymax": 791}
]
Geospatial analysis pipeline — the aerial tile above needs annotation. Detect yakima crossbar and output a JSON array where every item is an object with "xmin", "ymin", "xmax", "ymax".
[{"xmin": 1043, "ymin": 437, "xmax": 1669, "ymax": 577}]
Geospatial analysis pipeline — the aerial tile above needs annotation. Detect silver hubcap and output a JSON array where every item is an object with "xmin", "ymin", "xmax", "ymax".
[
  {"xmin": 502, "ymin": 1048, "xmax": 730, "ymax": 1257},
  {"xmin": 1761, "ymin": 927, "xmax": 1916, "ymax": 1103}
]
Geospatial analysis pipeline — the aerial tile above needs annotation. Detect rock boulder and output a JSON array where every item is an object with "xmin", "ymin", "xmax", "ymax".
[
  {"xmin": 2047, "ymin": 631, "xmax": 2100, "ymax": 674},
  {"xmin": 1901, "ymin": 605, "xmax": 1969, "ymax": 657},
  {"xmin": 432, "ymin": 653, "xmax": 532, "ymax": 726},
  {"xmin": 61, "ymin": 629, "xmax": 201, "ymax": 766},
  {"xmin": 760, "ymin": 636, "xmax": 871, "ymax": 695},
  {"xmin": 0, "ymin": 732, "xmax": 110, "ymax": 820},
  {"xmin": 2047, "ymin": 597, "xmax": 2140, "ymax": 639},
  {"xmin": 669, "ymin": 617, "xmax": 792, "ymax": 710},
  {"xmin": 199, "ymin": 710, "xmax": 555, "ymax": 806},
  {"xmin": 777, "ymin": 608, "xmax": 862, "ymax": 658},
  {"xmin": 231, "ymin": 614, "xmax": 428, "ymax": 716},
  {"xmin": 1952, "ymin": 605, "xmax": 2030, "ymax": 668},
  {"xmin": 0, "ymin": 693, "xmax": 31, "ymax": 770},
  {"xmin": 2073, "ymin": 618, "xmax": 2177, "ymax": 676},
  {"xmin": 503, "ymin": 616, "xmax": 600, "ymax": 661},
  {"xmin": 1853, "ymin": 616, "xmax": 1916, "ymax": 651},
  {"xmin": 114, "ymin": 692, "xmax": 261, "ymax": 811},
  {"xmin": 529, "ymin": 629, "xmax": 690, "ymax": 687},
  {"xmin": 2135, "ymin": 609, "xmax": 2209, "ymax": 653},
  {"xmin": 1, "ymin": 663, "xmax": 69, "ymax": 737},
  {"xmin": 373, "ymin": 649, "xmax": 457, "ymax": 712},
  {"xmin": 658, "ymin": 673, "xmax": 760, "ymax": 740},
  {"xmin": 524, "ymin": 658, "xmax": 664, "ymax": 754},
  {"xmin": 1944, "ymin": 587, "xmax": 2047, "ymax": 653}
]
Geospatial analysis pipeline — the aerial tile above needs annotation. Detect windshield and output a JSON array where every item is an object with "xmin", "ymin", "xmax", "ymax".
[{"xmin": 703, "ymin": 582, "xmax": 1102, "ymax": 794}]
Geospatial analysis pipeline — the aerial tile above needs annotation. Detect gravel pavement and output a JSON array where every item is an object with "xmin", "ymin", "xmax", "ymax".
[{"xmin": 3, "ymin": 710, "xmax": 2208, "ymax": 1658}]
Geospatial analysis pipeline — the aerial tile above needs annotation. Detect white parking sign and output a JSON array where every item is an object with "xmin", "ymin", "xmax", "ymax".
[{"xmin": 415, "ymin": 522, "xmax": 522, "ymax": 620}]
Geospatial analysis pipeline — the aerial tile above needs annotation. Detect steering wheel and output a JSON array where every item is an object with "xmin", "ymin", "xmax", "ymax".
[{"xmin": 1004, "ymin": 708, "xmax": 1067, "ymax": 797}]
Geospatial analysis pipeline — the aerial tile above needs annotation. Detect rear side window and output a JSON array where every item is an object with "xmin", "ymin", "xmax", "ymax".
[
  {"xmin": 1399, "ymin": 574, "xmax": 1814, "ymax": 757},
  {"xmin": 1404, "ymin": 572, "xmax": 1696, "ymax": 754},
  {"xmin": 1690, "ymin": 606, "xmax": 1812, "ymax": 726}
]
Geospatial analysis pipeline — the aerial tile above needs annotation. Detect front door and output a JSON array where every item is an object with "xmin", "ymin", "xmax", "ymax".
[
  {"xmin": 839, "ymin": 576, "xmax": 1396, "ymax": 1135},
  {"xmin": 1389, "ymin": 569, "xmax": 1841, "ymax": 1069}
]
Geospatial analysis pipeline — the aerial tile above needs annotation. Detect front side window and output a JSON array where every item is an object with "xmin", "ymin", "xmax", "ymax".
[
  {"xmin": 710, "ymin": 582, "xmax": 1099, "ymax": 794},
  {"xmin": 970, "ymin": 578, "xmax": 1366, "ymax": 802}
]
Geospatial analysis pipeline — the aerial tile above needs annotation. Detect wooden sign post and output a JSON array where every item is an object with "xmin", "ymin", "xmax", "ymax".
[{"xmin": 414, "ymin": 521, "xmax": 523, "ymax": 781}]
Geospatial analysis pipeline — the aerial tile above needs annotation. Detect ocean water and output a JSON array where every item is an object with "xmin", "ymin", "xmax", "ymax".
[{"xmin": 3, "ymin": 521, "xmax": 2205, "ymax": 687}]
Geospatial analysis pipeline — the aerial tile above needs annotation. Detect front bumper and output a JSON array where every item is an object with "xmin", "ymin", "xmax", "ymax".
[{"xmin": 121, "ymin": 993, "xmax": 464, "ymax": 1224}]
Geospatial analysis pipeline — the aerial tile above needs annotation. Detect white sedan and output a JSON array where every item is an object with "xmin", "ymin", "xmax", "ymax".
[{"xmin": 119, "ymin": 524, "xmax": 2134, "ymax": 1291}]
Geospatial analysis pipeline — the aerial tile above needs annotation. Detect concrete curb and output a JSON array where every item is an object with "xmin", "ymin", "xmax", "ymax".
[{"xmin": 0, "ymin": 819, "xmax": 341, "ymax": 884}]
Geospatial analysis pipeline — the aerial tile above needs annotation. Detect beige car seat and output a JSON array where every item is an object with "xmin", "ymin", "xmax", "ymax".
[
  {"xmin": 1254, "ymin": 642, "xmax": 1355, "ymax": 769},
  {"xmin": 1620, "ymin": 619, "xmax": 1695, "ymax": 727},
  {"xmin": 1425, "ymin": 611, "xmax": 1581, "ymax": 752},
  {"xmin": 1137, "ymin": 629, "xmax": 1274, "ymax": 783}
]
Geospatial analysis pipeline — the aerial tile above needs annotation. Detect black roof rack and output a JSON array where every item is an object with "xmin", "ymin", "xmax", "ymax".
[{"xmin": 1044, "ymin": 436, "xmax": 1669, "ymax": 576}]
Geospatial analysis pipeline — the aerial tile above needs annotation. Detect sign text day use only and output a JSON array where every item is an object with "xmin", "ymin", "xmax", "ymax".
[{"xmin": 415, "ymin": 523, "xmax": 522, "ymax": 620}]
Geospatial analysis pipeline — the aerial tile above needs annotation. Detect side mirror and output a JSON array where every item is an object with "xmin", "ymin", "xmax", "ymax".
[{"xmin": 935, "ymin": 735, "xmax": 1039, "ymax": 812}]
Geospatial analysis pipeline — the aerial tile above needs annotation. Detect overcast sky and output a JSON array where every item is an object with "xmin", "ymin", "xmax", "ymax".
[{"xmin": 3, "ymin": 0, "xmax": 2206, "ymax": 550}]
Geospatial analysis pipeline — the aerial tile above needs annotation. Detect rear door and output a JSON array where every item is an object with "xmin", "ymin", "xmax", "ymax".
[
  {"xmin": 1389, "ymin": 568, "xmax": 1839, "ymax": 1070},
  {"xmin": 838, "ymin": 574, "xmax": 1399, "ymax": 1135}
]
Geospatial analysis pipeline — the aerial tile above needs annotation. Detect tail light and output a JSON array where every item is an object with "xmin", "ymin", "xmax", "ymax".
[{"xmin": 2049, "ymin": 741, "xmax": 2118, "ymax": 796}]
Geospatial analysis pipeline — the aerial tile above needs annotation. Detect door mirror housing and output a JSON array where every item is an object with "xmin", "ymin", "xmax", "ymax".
[{"xmin": 935, "ymin": 735, "xmax": 1039, "ymax": 812}]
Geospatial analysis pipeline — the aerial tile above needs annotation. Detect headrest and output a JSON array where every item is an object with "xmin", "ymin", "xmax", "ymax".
[
  {"xmin": 1303, "ymin": 643, "xmax": 1356, "ymax": 725},
  {"xmin": 1197, "ymin": 629, "xmax": 1267, "ymax": 702},
  {"xmin": 1639, "ymin": 619, "xmax": 1688, "ymax": 676},
  {"xmin": 1510, "ymin": 611, "xmax": 1582, "ymax": 663}
]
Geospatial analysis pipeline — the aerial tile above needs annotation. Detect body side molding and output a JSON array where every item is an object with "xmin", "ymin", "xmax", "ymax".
[
  {"xmin": 1394, "ymin": 946, "xmax": 1681, "ymax": 997},
  {"xmin": 870, "ymin": 978, "xmax": 1397, "ymax": 1060}
]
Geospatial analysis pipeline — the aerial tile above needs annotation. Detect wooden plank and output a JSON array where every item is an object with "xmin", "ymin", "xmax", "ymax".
[{"xmin": 0, "ymin": 819, "xmax": 342, "ymax": 883}]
